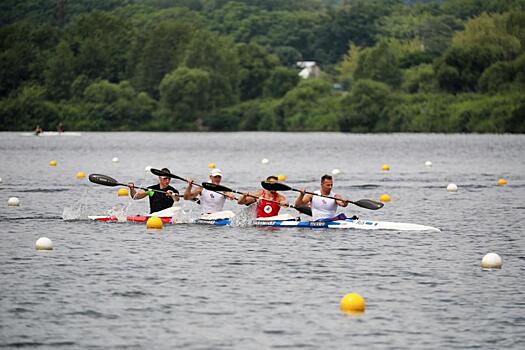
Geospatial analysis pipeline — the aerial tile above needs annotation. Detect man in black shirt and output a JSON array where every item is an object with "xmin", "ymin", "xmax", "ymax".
[{"xmin": 128, "ymin": 168, "xmax": 179, "ymax": 213}]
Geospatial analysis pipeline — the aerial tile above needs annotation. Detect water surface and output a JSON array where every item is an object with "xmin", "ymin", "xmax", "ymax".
[{"xmin": 1, "ymin": 132, "xmax": 524, "ymax": 349}]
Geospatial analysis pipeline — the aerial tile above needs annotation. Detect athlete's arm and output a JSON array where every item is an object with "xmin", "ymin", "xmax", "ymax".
[
  {"xmin": 184, "ymin": 178, "xmax": 202, "ymax": 200},
  {"xmin": 294, "ymin": 189, "xmax": 312, "ymax": 207},
  {"xmin": 128, "ymin": 183, "xmax": 147, "ymax": 199},
  {"xmin": 334, "ymin": 194, "xmax": 348, "ymax": 207}
]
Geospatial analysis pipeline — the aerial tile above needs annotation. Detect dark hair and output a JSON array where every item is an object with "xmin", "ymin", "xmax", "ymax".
[
  {"xmin": 266, "ymin": 175, "xmax": 278, "ymax": 182},
  {"xmin": 321, "ymin": 174, "xmax": 332, "ymax": 182},
  {"xmin": 161, "ymin": 168, "xmax": 171, "ymax": 174}
]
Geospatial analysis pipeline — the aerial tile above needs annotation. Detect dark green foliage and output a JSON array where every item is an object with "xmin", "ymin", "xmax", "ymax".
[
  {"xmin": 435, "ymin": 44, "xmax": 507, "ymax": 93},
  {"xmin": 129, "ymin": 21, "xmax": 195, "ymax": 98},
  {"xmin": 354, "ymin": 41, "xmax": 402, "ymax": 87},
  {"xmin": 158, "ymin": 66, "xmax": 211, "ymax": 130},
  {"xmin": 1, "ymin": 0, "xmax": 525, "ymax": 132},
  {"xmin": 339, "ymin": 79, "xmax": 392, "ymax": 132},
  {"xmin": 263, "ymin": 67, "xmax": 301, "ymax": 99},
  {"xmin": 0, "ymin": 23, "xmax": 58, "ymax": 97},
  {"xmin": 236, "ymin": 43, "xmax": 280, "ymax": 101}
]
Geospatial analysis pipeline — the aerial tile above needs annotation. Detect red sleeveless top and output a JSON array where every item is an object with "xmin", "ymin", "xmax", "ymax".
[{"xmin": 256, "ymin": 191, "xmax": 281, "ymax": 218}]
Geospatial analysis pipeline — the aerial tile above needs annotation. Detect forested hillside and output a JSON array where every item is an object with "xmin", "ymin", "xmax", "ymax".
[{"xmin": 1, "ymin": 0, "xmax": 524, "ymax": 132}]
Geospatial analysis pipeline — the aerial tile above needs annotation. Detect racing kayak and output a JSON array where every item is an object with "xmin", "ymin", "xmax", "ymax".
[
  {"xmin": 20, "ymin": 131, "xmax": 82, "ymax": 137},
  {"xmin": 88, "ymin": 215, "xmax": 173, "ymax": 223},
  {"xmin": 196, "ymin": 217, "xmax": 440, "ymax": 231},
  {"xmin": 88, "ymin": 207, "xmax": 187, "ymax": 223},
  {"xmin": 88, "ymin": 213, "xmax": 440, "ymax": 232}
]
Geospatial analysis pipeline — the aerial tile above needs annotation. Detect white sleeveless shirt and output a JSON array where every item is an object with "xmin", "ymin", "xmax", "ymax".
[
  {"xmin": 200, "ymin": 187, "xmax": 226, "ymax": 214},
  {"xmin": 311, "ymin": 190, "xmax": 337, "ymax": 221}
]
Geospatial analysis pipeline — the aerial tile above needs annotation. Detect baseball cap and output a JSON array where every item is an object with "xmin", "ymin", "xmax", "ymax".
[{"xmin": 210, "ymin": 168, "xmax": 222, "ymax": 177}]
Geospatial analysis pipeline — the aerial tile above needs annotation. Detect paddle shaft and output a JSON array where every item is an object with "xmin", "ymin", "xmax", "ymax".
[
  {"xmin": 259, "ymin": 181, "xmax": 383, "ymax": 210},
  {"xmin": 292, "ymin": 188, "xmax": 383, "ymax": 210},
  {"xmin": 113, "ymin": 181, "xmax": 185, "ymax": 198},
  {"xmin": 151, "ymin": 168, "xmax": 233, "ymax": 199},
  {"xmin": 294, "ymin": 188, "xmax": 347, "ymax": 203},
  {"xmin": 205, "ymin": 183, "xmax": 309, "ymax": 214}
]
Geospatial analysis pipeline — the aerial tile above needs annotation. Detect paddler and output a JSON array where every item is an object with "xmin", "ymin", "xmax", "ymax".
[
  {"xmin": 294, "ymin": 174, "xmax": 348, "ymax": 221},
  {"xmin": 128, "ymin": 167, "xmax": 179, "ymax": 213},
  {"xmin": 184, "ymin": 168, "xmax": 234, "ymax": 214},
  {"xmin": 237, "ymin": 175, "xmax": 288, "ymax": 218}
]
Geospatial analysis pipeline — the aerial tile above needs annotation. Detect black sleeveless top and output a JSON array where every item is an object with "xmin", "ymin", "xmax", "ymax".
[{"xmin": 147, "ymin": 184, "xmax": 178, "ymax": 213}]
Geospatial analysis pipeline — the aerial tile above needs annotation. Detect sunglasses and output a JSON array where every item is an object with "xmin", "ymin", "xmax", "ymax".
[{"xmin": 160, "ymin": 177, "xmax": 170, "ymax": 180}]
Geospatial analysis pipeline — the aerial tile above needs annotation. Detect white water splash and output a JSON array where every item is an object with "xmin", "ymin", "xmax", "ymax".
[
  {"xmin": 107, "ymin": 203, "xmax": 131, "ymax": 222},
  {"xmin": 62, "ymin": 202, "xmax": 89, "ymax": 221},
  {"xmin": 230, "ymin": 204, "xmax": 256, "ymax": 227}
]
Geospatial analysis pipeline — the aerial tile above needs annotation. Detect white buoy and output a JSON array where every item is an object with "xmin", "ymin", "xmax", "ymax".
[
  {"xmin": 447, "ymin": 183, "xmax": 458, "ymax": 192},
  {"xmin": 261, "ymin": 158, "xmax": 269, "ymax": 164},
  {"xmin": 144, "ymin": 165, "xmax": 152, "ymax": 172},
  {"xmin": 7, "ymin": 197, "xmax": 20, "ymax": 206},
  {"xmin": 35, "ymin": 237, "xmax": 53, "ymax": 250},
  {"xmin": 112, "ymin": 157, "xmax": 120, "ymax": 163},
  {"xmin": 425, "ymin": 161, "xmax": 432, "ymax": 167},
  {"xmin": 0, "ymin": 177, "xmax": 2, "ymax": 183},
  {"xmin": 331, "ymin": 168, "xmax": 341, "ymax": 175},
  {"xmin": 481, "ymin": 253, "xmax": 502, "ymax": 269}
]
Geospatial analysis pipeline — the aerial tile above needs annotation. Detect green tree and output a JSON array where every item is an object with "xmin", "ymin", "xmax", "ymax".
[
  {"xmin": 236, "ymin": 42, "xmax": 280, "ymax": 101},
  {"xmin": 44, "ymin": 40, "xmax": 75, "ymax": 100},
  {"xmin": 82, "ymin": 80, "xmax": 157, "ymax": 130},
  {"xmin": 277, "ymin": 79, "xmax": 335, "ymax": 131},
  {"xmin": 129, "ymin": 20, "xmax": 195, "ymax": 98},
  {"xmin": 452, "ymin": 13, "xmax": 521, "ymax": 60},
  {"xmin": 0, "ymin": 84, "xmax": 59, "ymax": 130},
  {"xmin": 263, "ymin": 67, "xmax": 300, "ymax": 98},
  {"xmin": 435, "ymin": 44, "xmax": 506, "ymax": 93},
  {"xmin": 183, "ymin": 30, "xmax": 240, "ymax": 109},
  {"xmin": 354, "ymin": 41, "xmax": 402, "ymax": 87},
  {"xmin": 158, "ymin": 66, "xmax": 212, "ymax": 130},
  {"xmin": 402, "ymin": 63, "xmax": 436, "ymax": 93},
  {"xmin": 0, "ymin": 22, "xmax": 58, "ymax": 97},
  {"xmin": 64, "ymin": 12, "xmax": 133, "ymax": 82},
  {"xmin": 339, "ymin": 79, "xmax": 391, "ymax": 132}
]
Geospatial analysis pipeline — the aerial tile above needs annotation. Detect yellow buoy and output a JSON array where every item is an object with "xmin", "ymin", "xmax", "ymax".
[
  {"xmin": 340, "ymin": 293, "xmax": 366, "ymax": 313},
  {"xmin": 76, "ymin": 171, "xmax": 86, "ymax": 179},
  {"xmin": 117, "ymin": 188, "xmax": 129, "ymax": 197},
  {"xmin": 49, "ymin": 160, "xmax": 57, "ymax": 167},
  {"xmin": 208, "ymin": 163, "xmax": 216, "ymax": 169},
  {"xmin": 277, "ymin": 174, "xmax": 286, "ymax": 181},
  {"xmin": 379, "ymin": 194, "xmax": 391, "ymax": 202},
  {"xmin": 382, "ymin": 164, "xmax": 390, "ymax": 171},
  {"xmin": 497, "ymin": 178, "xmax": 507, "ymax": 186},
  {"xmin": 146, "ymin": 216, "xmax": 163, "ymax": 230}
]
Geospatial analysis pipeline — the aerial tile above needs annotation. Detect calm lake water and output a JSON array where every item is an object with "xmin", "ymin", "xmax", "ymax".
[{"xmin": 0, "ymin": 132, "xmax": 524, "ymax": 349}]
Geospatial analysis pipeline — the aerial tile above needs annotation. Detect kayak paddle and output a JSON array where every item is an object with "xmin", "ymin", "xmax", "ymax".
[
  {"xmin": 260, "ymin": 181, "xmax": 384, "ymax": 210},
  {"xmin": 150, "ymin": 167, "xmax": 237, "ymax": 200},
  {"xmin": 88, "ymin": 173, "xmax": 184, "ymax": 198},
  {"xmin": 202, "ymin": 182, "xmax": 312, "ymax": 216}
]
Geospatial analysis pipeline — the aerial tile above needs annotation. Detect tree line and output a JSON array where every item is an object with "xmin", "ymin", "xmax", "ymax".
[{"xmin": 1, "ymin": 0, "xmax": 524, "ymax": 133}]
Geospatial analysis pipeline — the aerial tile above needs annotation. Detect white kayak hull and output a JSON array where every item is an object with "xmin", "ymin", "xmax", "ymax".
[
  {"xmin": 20, "ymin": 131, "xmax": 82, "ymax": 137},
  {"xmin": 88, "ymin": 213, "xmax": 440, "ymax": 232}
]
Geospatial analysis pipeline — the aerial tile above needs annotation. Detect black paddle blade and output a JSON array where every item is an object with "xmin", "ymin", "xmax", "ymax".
[
  {"xmin": 202, "ymin": 182, "xmax": 233, "ymax": 193},
  {"xmin": 351, "ymin": 199, "xmax": 384, "ymax": 210},
  {"xmin": 89, "ymin": 174, "xmax": 120, "ymax": 187},
  {"xmin": 260, "ymin": 181, "xmax": 291, "ymax": 191},
  {"xmin": 150, "ymin": 168, "xmax": 186, "ymax": 182},
  {"xmin": 294, "ymin": 205, "xmax": 312, "ymax": 216}
]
